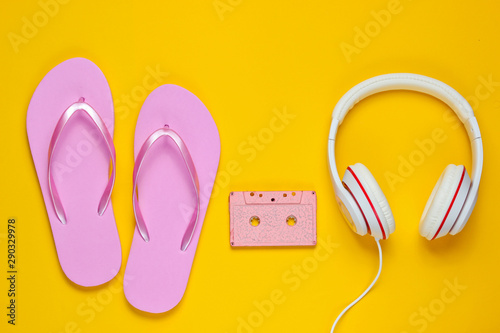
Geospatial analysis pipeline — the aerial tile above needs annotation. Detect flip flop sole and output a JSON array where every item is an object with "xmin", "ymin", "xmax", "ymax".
[
  {"xmin": 27, "ymin": 58, "xmax": 122, "ymax": 287},
  {"xmin": 124, "ymin": 84, "xmax": 221, "ymax": 313}
]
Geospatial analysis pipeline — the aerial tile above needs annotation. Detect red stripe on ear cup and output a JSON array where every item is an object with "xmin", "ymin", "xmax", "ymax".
[
  {"xmin": 347, "ymin": 167, "xmax": 387, "ymax": 240},
  {"xmin": 431, "ymin": 167, "xmax": 466, "ymax": 240},
  {"xmin": 342, "ymin": 181, "xmax": 371, "ymax": 235}
]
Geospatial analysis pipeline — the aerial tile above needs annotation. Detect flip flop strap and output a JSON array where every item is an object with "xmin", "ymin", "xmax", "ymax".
[
  {"xmin": 48, "ymin": 98, "xmax": 116, "ymax": 224},
  {"xmin": 132, "ymin": 127, "xmax": 201, "ymax": 252}
]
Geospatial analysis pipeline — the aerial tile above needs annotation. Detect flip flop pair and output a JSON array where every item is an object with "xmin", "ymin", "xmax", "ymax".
[{"xmin": 27, "ymin": 58, "xmax": 220, "ymax": 313}]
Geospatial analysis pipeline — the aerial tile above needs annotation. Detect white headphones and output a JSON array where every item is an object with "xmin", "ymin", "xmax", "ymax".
[{"xmin": 328, "ymin": 73, "xmax": 483, "ymax": 241}]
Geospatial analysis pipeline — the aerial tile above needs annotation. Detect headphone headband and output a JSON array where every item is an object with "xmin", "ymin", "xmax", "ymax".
[
  {"xmin": 332, "ymin": 73, "xmax": 475, "ymax": 124},
  {"xmin": 328, "ymin": 73, "xmax": 483, "ymax": 235}
]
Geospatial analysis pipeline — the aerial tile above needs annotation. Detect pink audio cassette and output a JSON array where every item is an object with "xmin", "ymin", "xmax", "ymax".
[{"xmin": 229, "ymin": 191, "xmax": 317, "ymax": 247}]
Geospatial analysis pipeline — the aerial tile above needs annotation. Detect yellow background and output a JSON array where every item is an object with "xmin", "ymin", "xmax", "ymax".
[{"xmin": 1, "ymin": 0, "xmax": 500, "ymax": 332}]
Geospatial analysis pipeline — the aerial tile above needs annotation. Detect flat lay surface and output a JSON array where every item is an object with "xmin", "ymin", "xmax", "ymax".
[{"xmin": 1, "ymin": 0, "xmax": 500, "ymax": 332}]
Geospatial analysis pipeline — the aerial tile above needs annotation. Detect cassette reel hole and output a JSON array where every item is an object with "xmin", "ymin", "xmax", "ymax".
[
  {"xmin": 286, "ymin": 215, "xmax": 297, "ymax": 226},
  {"xmin": 249, "ymin": 216, "xmax": 260, "ymax": 227}
]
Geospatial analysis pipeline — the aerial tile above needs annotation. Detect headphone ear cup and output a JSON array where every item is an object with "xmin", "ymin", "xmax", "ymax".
[
  {"xmin": 419, "ymin": 165, "xmax": 471, "ymax": 240},
  {"xmin": 342, "ymin": 163, "xmax": 395, "ymax": 240}
]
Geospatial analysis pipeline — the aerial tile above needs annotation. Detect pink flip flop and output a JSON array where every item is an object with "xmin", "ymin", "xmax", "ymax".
[
  {"xmin": 124, "ymin": 84, "xmax": 221, "ymax": 313},
  {"xmin": 27, "ymin": 58, "xmax": 121, "ymax": 287}
]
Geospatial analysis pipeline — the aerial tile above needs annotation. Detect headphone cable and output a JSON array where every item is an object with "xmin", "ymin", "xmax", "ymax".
[{"xmin": 330, "ymin": 238, "xmax": 383, "ymax": 333}]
